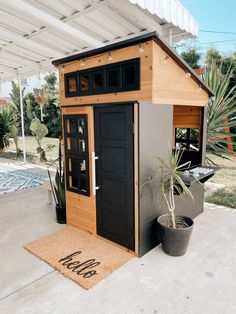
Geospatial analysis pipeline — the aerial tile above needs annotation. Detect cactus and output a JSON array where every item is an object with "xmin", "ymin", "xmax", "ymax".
[{"xmin": 30, "ymin": 118, "xmax": 48, "ymax": 161}]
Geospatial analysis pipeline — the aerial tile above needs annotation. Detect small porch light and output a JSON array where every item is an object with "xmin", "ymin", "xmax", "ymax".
[
  {"xmin": 80, "ymin": 59, "xmax": 85, "ymax": 66},
  {"xmin": 185, "ymin": 72, "xmax": 191, "ymax": 78},
  {"xmin": 161, "ymin": 55, "xmax": 170, "ymax": 64},
  {"xmin": 107, "ymin": 52, "xmax": 112, "ymax": 61},
  {"xmin": 138, "ymin": 44, "xmax": 144, "ymax": 54}
]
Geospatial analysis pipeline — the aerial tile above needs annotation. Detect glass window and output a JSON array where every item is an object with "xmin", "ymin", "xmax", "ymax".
[
  {"xmin": 175, "ymin": 128, "xmax": 200, "ymax": 151},
  {"xmin": 80, "ymin": 73, "xmax": 90, "ymax": 91},
  {"xmin": 123, "ymin": 64, "xmax": 136, "ymax": 87},
  {"xmin": 64, "ymin": 114, "xmax": 90, "ymax": 196},
  {"xmin": 93, "ymin": 71, "xmax": 104, "ymax": 90},
  {"xmin": 65, "ymin": 73, "xmax": 78, "ymax": 97},
  {"xmin": 176, "ymin": 128, "xmax": 187, "ymax": 140},
  {"xmin": 68, "ymin": 76, "xmax": 77, "ymax": 92},
  {"xmin": 107, "ymin": 68, "xmax": 120, "ymax": 88},
  {"xmin": 68, "ymin": 157, "xmax": 88, "ymax": 193},
  {"xmin": 65, "ymin": 58, "xmax": 140, "ymax": 97}
]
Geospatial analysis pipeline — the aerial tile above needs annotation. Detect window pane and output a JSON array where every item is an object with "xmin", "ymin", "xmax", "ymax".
[
  {"xmin": 78, "ymin": 118, "xmax": 86, "ymax": 152},
  {"xmin": 189, "ymin": 143, "xmax": 200, "ymax": 151},
  {"xmin": 190, "ymin": 128, "xmax": 200, "ymax": 141},
  {"xmin": 176, "ymin": 128, "xmax": 187, "ymax": 140},
  {"xmin": 80, "ymin": 74, "xmax": 90, "ymax": 91},
  {"xmin": 124, "ymin": 65, "xmax": 135, "ymax": 86},
  {"xmin": 107, "ymin": 68, "xmax": 119, "ymax": 88},
  {"xmin": 64, "ymin": 114, "xmax": 90, "ymax": 196},
  {"xmin": 176, "ymin": 142, "xmax": 188, "ymax": 150},
  {"xmin": 68, "ymin": 158, "xmax": 88, "ymax": 193},
  {"xmin": 93, "ymin": 71, "xmax": 104, "ymax": 90},
  {"xmin": 70, "ymin": 158, "xmax": 80, "ymax": 188},
  {"xmin": 68, "ymin": 76, "xmax": 77, "ymax": 93}
]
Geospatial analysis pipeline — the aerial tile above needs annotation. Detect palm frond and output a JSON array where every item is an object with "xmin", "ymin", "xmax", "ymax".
[{"xmin": 202, "ymin": 62, "xmax": 236, "ymax": 160}]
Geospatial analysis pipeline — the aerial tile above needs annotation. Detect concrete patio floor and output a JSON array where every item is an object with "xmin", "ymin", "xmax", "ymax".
[{"xmin": 0, "ymin": 186, "xmax": 236, "ymax": 314}]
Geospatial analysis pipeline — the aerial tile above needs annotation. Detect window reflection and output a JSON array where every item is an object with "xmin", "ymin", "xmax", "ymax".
[{"xmin": 80, "ymin": 74, "xmax": 89, "ymax": 91}]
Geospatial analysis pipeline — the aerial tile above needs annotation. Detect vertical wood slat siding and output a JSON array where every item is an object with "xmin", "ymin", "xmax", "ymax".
[{"xmin": 62, "ymin": 106, "xmax": 96, "ymax": 234}]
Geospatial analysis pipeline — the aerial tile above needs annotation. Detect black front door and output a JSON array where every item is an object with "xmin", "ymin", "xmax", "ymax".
[{"xmin": 94, "ymin": 104, "xmax": 134, "ymax": 250}]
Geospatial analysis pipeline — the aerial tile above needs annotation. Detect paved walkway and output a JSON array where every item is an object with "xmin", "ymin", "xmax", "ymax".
[{"xmin": 0, "ymin": 187, "xmax": 236, "ymax": 314}]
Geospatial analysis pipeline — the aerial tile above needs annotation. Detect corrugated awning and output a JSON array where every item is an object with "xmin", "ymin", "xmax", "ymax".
[{"xmin": 0, "ymin": 0, "xmax": 199, "ymax": 82}]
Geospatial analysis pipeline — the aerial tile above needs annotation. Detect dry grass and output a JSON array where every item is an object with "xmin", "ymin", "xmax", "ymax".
[
  {"xmin": 0, "ymin": 136, "xmax": 59, "ymax": 165},
  {"xmin": 206, "ymin": 153, "xmax": 236, "ymax": 188}
]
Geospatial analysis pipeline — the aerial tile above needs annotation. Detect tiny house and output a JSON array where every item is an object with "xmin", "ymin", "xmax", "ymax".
[{"xmin": 53, "ymin": 32, "xmax": 213, "ymax": 257}]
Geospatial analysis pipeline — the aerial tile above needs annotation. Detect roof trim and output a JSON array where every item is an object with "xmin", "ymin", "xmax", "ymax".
[{"xmin": 52, "ymin": 31, "xmax": 213, "ymax": 96}]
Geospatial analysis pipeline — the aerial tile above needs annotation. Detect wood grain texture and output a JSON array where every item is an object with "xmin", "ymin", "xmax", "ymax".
[
  {"xmin": 62, "ymin": 106, "xmax": 96, "ymax": 234},
  {"xmin": 58, "ymin": 41, "xmax": 153, "ymax": 106},
  {"xmin": 173, "ymin": 105, "xmax": 202, "ymax": 128},
  {"xmin": 152, "ymin": 41, "xmax": 209, "ymax": 106}
]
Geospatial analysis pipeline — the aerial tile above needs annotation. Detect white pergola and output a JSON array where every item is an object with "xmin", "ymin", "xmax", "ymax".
[{"xmin": 0, "ymin": 0, "xmax": 199, "ymax": 161}]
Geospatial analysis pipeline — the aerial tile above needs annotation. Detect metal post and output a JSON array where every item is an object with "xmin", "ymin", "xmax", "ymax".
[{"xmin": 18, "ymin": 70, "xmax": 26, "ymax": 163}]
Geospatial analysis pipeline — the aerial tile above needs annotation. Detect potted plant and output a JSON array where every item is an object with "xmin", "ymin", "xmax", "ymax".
[
  {"xmin": 148, "ymin": 149, "xmax": 195, "ymax": 256},
  {"xmin": 48, "ymin": 139, "xmax": 66, "ymax": 224}
]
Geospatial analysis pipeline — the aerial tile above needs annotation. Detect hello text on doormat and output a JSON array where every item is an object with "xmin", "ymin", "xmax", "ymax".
[{"xmin": 58, "ymin": 251, "xmax": 100, "ymax": 278}]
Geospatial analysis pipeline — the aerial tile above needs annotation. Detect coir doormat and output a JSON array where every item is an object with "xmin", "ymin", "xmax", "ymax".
[{"xmin": 25, "ymin": 226, "xmax": 133, "ymax": 289}]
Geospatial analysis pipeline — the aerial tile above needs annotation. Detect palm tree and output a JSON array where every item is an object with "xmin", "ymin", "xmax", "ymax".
[{"xmin": 202, "ymin": 62, "xmax": 236, "ymax": 162}]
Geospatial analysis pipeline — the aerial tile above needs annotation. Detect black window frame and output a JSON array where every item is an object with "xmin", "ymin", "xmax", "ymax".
[
  {"xmin": 175, "ymin": 127, "xmax": 201, "ymax": 151},
  {"xmin": 64, "ymin": 71, "xmax": 79, "ymax": 97},
  {"xmin": 122, "ymin": 59, "xmax": 140, "ymax": 90},
  {"xmin": 106, "ymin": 66, "xmax": 121, "ymax": 91},
  {"xmin": 79, "ymin": 72, "xmax": 92, "ymax": 95},
  {"xmin": 64, "ymin": 58, "xmax": 140, "ymax": 97},
  {"xmin": 92, "ymin": 70, "xmax": 105, "ymax": 91},
  {"xmin": 63, "ymin": 114, "xmax": 90, "ymax": 196}
]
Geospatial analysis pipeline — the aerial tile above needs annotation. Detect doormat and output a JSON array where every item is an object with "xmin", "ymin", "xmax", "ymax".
[{"xmin": 25, "ymin": 226, "xmax": 133, "ymax": 289}]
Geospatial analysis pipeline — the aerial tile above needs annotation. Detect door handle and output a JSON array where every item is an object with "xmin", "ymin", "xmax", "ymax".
[{"xmin": 92, "ymin": 152, "xmax": 99, "ymax": 195}]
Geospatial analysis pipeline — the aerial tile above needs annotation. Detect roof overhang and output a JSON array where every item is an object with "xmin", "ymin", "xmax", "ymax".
[
  {"xmin": 53, "ymin": 31, "xmax": 213, "ymax": 97},
  {"xmin": 0, "ymin": 0, "xmax": 199, "ymax": 82}
]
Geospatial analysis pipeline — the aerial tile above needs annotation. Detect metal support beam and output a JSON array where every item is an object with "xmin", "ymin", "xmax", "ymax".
[{"xmin": 18, "ymin": 70, "xmax": 26, "ymax": 163}]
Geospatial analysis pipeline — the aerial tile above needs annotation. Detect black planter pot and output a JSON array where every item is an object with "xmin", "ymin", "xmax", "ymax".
[
  {"xmin": 55, "ymin": 204, "xmax": 66, "ymax": 224},
  {"xmin": 157, "ymin": 214, "xmax": 194, "ymax": 257}
]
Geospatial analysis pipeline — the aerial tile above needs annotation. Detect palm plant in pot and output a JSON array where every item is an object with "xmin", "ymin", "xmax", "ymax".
[
  {"xmin": 48, "ymin": 139, "xmax": 66, "ymax": 224},
  {"xmin": 152, "ymin": 149, "xmax": 195, "ymax": 256}
]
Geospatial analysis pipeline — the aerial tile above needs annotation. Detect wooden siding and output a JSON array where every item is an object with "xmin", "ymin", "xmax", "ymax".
[
  {"xmin": 152, "ymin": 41, "xmax": 209, "ymax": 106},
  {"xmin": 62, "ymin": 106, "xmax": 96, "ymax": 234},
  {"xmin": 173, "ymin": 105, "xmax": 202, "ymax": 128},
  {"xmin": 58, "ymin": 41, "xmax": 153, "ymax": 106}
]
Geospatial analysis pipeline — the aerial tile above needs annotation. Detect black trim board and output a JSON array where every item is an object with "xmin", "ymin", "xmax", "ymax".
[{"xmin": 52, "ymin": 31, "xmax": 213, "ymax": 97}]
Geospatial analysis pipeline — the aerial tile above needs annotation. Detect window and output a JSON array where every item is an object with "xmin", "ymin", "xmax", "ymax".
[
  {"xmin": 64, "ymin": 115, "xmax": 90, "ymax": 196},
  {"xmin": 107, "ymin": 67, "xmax": 120, "ymax": 89},
  {"xmin": 122, "ymin": 62, "xmax": 139, "ymax": 89},
  {"xmin": 64, "ymin": 72, "xmax": 78, "ymax": 97},
  {"xmin": 64, "ymin": 58, "xmax": 140, "ymax": 97},
  {"xmin": 92, "ymin": 71, "xmax": 104, "ymax": 90},
  {"xmin": 79, "ymin": 73, "xmax": 90, "ymax": 92},
  {"xmin": 175, "ymin": 128, "xmax": 200, "ymax": 151}
]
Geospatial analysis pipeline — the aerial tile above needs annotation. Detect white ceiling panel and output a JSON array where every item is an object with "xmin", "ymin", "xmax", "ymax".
[{"xmin": 0, "ymin": 0, "xmax": 199, "ymax": 81}]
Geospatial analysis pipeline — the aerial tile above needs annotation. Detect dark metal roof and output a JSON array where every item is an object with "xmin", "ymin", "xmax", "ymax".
[{"xmin": 52, "ymin": 31, "xmax": 213, "ymax": 96}]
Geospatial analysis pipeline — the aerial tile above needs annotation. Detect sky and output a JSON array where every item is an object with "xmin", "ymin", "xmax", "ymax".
[{"xmin": 180, "ymin": 0, "xmax": 236, "ymax": 55}]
